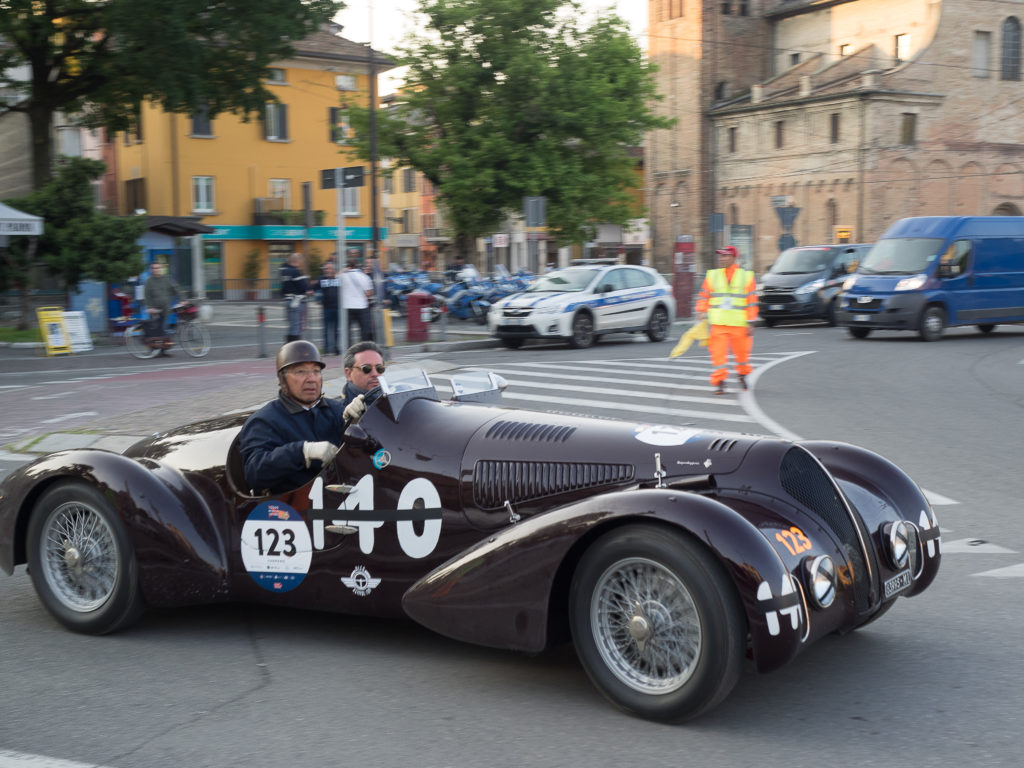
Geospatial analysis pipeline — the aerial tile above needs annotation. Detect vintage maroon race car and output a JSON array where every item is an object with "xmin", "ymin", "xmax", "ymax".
[{"xmin": 0, "ymin": 368, "xmax": 940, "ymax": 722}]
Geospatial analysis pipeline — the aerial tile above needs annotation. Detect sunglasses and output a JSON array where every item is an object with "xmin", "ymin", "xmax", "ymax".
[{"xmin": 352, "ymin": 364, "xmax": 386, "ymax": 375}]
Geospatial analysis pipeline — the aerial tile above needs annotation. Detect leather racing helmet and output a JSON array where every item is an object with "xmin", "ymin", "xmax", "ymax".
[{"xmin": 276, "ymin": 340, "xmax": 325, "ymax": 374}]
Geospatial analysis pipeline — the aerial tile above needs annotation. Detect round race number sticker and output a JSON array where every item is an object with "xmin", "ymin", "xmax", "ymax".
[{"xmin": 241, "ymin": 501, "xmax": 313, "ymax": 593}]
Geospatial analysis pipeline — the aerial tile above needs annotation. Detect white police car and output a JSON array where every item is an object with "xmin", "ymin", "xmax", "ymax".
[{"xmin": 488, "ymin": 264, "xmax": 676, "ymax": 349}]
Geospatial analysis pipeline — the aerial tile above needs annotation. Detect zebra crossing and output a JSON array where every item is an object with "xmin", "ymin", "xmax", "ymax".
[{"xmin": 430, "ymin": 350, "xmax": 810, "ymax": 434}]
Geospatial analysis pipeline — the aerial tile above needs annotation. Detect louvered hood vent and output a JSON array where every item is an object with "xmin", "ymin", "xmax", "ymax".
[
  {"xmin": 483, "ymin": 420, "xmax": 577, "ymax": 443},
  {"xmin": 473, "ymin": 460, "xmax": 635, "ymax": 509}
]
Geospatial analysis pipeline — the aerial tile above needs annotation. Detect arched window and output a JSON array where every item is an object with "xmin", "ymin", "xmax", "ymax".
[{"xmin": 1002, "ymin": 17, "xmax": 1021, "ymax": 80}]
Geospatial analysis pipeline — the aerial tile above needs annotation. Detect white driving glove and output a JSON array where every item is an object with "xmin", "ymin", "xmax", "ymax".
[
  {"xmin": 343, "ymin": 394, "xmax": 366, "ymax": 424},
  {"xmin": 303, "ymin": 441, "xmax": 339, "ymax": 468}
]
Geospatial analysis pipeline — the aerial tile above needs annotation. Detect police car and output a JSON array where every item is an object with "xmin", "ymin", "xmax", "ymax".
[{"xmin": 488, "ymin": 263, "xmax": 676, "ymax": 349}]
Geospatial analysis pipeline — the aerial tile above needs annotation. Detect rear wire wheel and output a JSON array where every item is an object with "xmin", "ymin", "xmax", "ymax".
[
  {"xmin": 125, "ymin": 324, "xmax": 158, "ymax": 359},
  {"xmin": 570, "ymin": 525, "xmax": 746, "ymax": 722}
]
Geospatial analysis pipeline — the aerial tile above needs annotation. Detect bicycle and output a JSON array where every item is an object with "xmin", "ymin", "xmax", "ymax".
[{"xmin": 125, "ymin": 301, "xmax": 211, "ymax": 359}]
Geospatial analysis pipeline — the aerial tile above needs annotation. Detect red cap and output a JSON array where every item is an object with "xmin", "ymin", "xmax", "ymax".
[{"xmin": 715, "ymin": 245, "xmax": 739, "ymax": 257}]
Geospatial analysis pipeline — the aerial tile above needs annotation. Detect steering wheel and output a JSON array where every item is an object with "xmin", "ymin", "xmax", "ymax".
[{"xmin": 360, "ymin": 385, "xmax": 383, "ymax": 409}]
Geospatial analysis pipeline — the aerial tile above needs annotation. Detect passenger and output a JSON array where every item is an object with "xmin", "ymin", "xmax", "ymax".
[
  {"xmin": 340, "ymin": 341, "xmax": 386, "ymax": 418},
  {"xmin": 239, "ymin": 340, "xmax": 362, "ymax": 494}
]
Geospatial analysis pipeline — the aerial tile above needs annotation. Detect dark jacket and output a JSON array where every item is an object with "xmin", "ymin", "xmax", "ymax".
[
  {"xmin": 280, "ymin": 262, "xmax": 306, "ymax": 298},
  {"xmin": 239, "ymin": 391, "xmax": 347, "ymax": 494},
  {"xmin": 341, "ymin": 380, "xmax": 367, "ymax": 409},
  {"xmin": 144, "ymin": 273, "xmax": 177, "ymax": 312},
  {"xmin": 315, "ymin": 276, "xmax": 342, "ymax": 310}
]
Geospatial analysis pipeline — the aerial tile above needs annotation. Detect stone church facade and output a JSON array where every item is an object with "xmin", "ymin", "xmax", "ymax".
[{"xmin": 646, "ymin": 0, "xmax": 1024, "ymax": 275}]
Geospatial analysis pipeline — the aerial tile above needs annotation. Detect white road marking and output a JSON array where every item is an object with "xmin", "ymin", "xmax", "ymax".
[
  {"xmin": 941, "ymin": 538, "xmax": 1017, "ymax": 555},
  {"xmin": 40, "ymin": 412, "xmax": 99, "ymax": 424},
  {"xmin": 30, "ymin": 391, "xmax": 76, "ymax": 400},
  {"xmin": 0, "ymin": 750, "xmax": 111, "ymax": 768},
  {"xmin": 974, "ymin": 563, "xmax": 1024, "ymax": 578}
]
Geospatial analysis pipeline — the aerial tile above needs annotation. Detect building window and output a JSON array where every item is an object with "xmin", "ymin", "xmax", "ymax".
[
  {"xmin": 56, "ymin": 126, "xmax": 83, "ymax": 157},
  {"xmin": 714, "ymin": 81, "xmax": 727, "ymax": 101},
  {"xmin": 403, "ymin": 168, "xmax": 416, "ymax": 193},
  {"xmin": 973, "ymin": 31, "xmax": 992, "ymax": 77},
  {"xmin": 268, "ymin": 179, "xmax": 290, "ymax": 207},
  {"xmin": 192, "ymin": 176, "xmax": 215, "ymax": 213},
  {"xmin": 264, "ymin": 102, "xmax": 289, "ymax": 141},
  {"xmin": 191, "ymin": 105, "xmax": 212, "ymax": 136},
  {"xmin": 738, "ymin": 0, "xmax": 749, "ymax": 16},
  {"xmin": 721, "ymin": 1, "xmax": 731, "ymax": 14},
  {"xmin": 894, "ymin": 33, "xmax": 910, "ymax": 65},
  {"xmin": 343, "ymin": 186, "xmax": 360, "ymax": 216},
  {"xmin": 838, "ymin": 44, "xmax": 851, "ymax": 57},
  {"xmin": 775, "ymin": 120, "xmax": 785, "ymax": 149},
  {"xmin": 1002, "ymin": 18, "xmax": 1021, "ymax": 80},
  {"xmin": 790, "ymin": 53, "xmax": 800, "ymax": 67},
  {"xmin": 125, "ymin": 178, "xmax": 146, "ymax": 214},
  {"xmin": 123, "ymin": 107, "xmax": 143, "ymax": 145},
  {"xmin": 402, "ymin": 208, "xmax": 416, "ymax": 233},
  {"xmin": 668, "ymin": 0, "xmax": 683, "ymax": 19},
  {"xmin": 381, "ymin": 173, "xmax": 393, "ymax": 194},
  {"xmin": 830, "ymin": 113, "xmax": 840, "ymax": 143},
  {"xmin": 728, "ymin": 126, "xmax": 737, "ymax": 153},
  {"xmin": 266, "ymin": 68, "xmax": 286, "ymax": 84},
  {"xmin": 900, "ymin": 113, "xmax": 917, "ymax": 145},
  {"xmin": 333, "ymin": 74, "xmax": 357, "ymax": 91},
  {"xmin": 329, "ymin": 107, "xmax": 349, "ymax": 144}
]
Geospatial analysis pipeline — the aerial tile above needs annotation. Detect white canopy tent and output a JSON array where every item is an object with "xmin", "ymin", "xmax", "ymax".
[{"xmin": 0, "ymin": 201, "xmax": 44, "ymax": 242}]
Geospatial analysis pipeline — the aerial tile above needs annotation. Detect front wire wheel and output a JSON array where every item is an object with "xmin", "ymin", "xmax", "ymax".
[
  {"xmin": 27, "ymin": 482, "xmax": 144, "ymax": 634},
  {"xmin": 125, "ymin": 323, "xmax": 158, "ymax": 359},
  {"xmin": 180, "ymin": 320, "xmax": 211, "ymax": 357},
  {"xmin": 570, "ymin": 525, "xmax": 746, "ymax": 722}
]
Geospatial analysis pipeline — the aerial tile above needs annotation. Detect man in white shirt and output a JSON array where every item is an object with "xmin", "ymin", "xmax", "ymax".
[{"xmin": 342, "ymin": 259, "xmax": 374, "ymax": 345}]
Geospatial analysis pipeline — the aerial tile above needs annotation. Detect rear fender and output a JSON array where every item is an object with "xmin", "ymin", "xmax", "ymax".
[
  {"xmin": 402, "ymin": 488, "xmax": 801, "ymax": 672},
  {"xmin": 0, "ymin": 449, "xmax": 229, "ymax": 605}
]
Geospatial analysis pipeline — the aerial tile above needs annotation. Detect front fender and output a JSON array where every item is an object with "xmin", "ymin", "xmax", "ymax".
[
  {"xmin": 402, "ymin": 488, "xmax": 801, "ymax": 672},
  {"xmin": 0, "ymin": 449, "xmax": 229, "ymax": 606}
]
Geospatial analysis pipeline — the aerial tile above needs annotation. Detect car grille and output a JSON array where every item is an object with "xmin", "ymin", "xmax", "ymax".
[
  {"xmin": 484, "ymin": 420, "xmax": 577, "ymax": 443},
  {"xmin": 472, "ymin": 460, "xmax": 635, "ymax": 509},
  {"xmin": 760, "ymin": 288, "xmax": 795, "ymax": 304},
  {"xmin": 846, "ymin": 296, "xmax": 883, "ymax": 310},
  {"xmin": 779, "ymin": 446, "xmax": 876, "ymax": 612},
  {"xmin": 502, "ymin": 307, "xmax": 532, "ymax": 318}
]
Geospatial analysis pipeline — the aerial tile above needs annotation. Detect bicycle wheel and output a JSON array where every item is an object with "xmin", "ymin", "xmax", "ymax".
[
  {"xmin": 125, "ymin": 324, "xmax": 158, "ymax": 359},
  {"xmin": 180, "ymin": 320, "xmax": 211, "ymax": 357}
]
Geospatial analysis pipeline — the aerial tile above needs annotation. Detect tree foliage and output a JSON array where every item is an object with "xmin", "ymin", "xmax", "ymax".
[
  {"xmin": 0, "ymin": 0, "xmax": 344, "ymax": 188},
  {"xmin": 2, "ymin": 157, "xmax": 146, "ymax": 328},
  {"xmin": 348, "ymin": 0, "xmax": 672, "ymax": 254}
]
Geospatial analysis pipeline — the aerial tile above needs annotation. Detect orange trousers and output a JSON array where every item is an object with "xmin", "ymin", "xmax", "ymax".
[{"xmin": 708, "ymin": 325, "xmax": 752, "ymax": 386}]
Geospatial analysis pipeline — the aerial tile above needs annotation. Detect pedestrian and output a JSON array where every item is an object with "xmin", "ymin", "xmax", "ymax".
[
  {"xmin": 314, "ymin": 259, "xmax": 341, "ymax": 355},
  {"xmin": 340, "ymin": 340, "xmax": 385, "ymax": 409},
  {"xmin": 280, "ymin": 252, "xmax": 310, "ymax": 342},
  {"xmin": 694, "ymin": 245, "xmax": 758, "ymax": 394},
  {"xmin": 342, "ymin": 259, "xmax": 374, "ymax": 346},
  {"xmin": 143, "ymin": 261, "xmax": 179, "ymax": 357}
]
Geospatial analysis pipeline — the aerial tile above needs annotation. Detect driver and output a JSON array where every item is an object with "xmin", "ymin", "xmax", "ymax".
[{"xmin": 239, "ymin": 340, "xmax": 362, "ymax": 494}]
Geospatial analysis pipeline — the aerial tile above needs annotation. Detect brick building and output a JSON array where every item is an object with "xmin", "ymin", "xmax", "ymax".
[{"xmin": 647, "ymin": 0, "xmax": 1024, "ymax": 277}]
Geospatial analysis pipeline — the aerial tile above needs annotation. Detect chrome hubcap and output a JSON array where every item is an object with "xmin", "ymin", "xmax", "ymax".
[{"xmin": 41, "ymin": 501, "xmax": 118, "ymax": 613}]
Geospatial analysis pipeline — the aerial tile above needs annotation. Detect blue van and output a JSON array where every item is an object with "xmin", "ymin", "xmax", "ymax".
[{"xmin": 836, "ymin": 216, "xmax": 1024, "ymax": 340}]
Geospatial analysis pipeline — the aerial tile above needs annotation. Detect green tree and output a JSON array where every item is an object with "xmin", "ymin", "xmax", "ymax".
[
  {"xmin": 2, "ymin": 157, "xmax": 146, "ymax": 329},
  {"xmin": 0, "ymin": 0, "xmax": 344, "ymax": 190},
  {"xmin": 348, "ymin": 0, "xmax": 672, "ymax": 257}
]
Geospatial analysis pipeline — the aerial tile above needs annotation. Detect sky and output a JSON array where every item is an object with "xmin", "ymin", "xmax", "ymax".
[{"xmin": 333, "ymin": 0, "xmax": 648, "ymax": 92}]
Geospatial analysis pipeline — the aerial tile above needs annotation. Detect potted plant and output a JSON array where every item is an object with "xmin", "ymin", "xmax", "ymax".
[{"xmin": 242, "ymin": 249, "xmax": 261, "ymax": 300}]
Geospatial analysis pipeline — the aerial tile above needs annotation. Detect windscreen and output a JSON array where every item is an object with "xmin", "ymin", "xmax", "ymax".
[
  {"xmin": 858, "ymin": 238, "xmax": 944, "ymax": 275},
  {"xmin": 769, "ymin": 247, "xmax": 834, "ymax": 274},
  {"xmin": 526, "ymin": 268, "xmax": 598, "ymax": 293}
]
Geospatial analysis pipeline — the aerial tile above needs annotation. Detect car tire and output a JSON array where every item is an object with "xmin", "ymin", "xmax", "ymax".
[
  {"xmin": 569, "ymin": 525, "xmax": 746, "ymax": 722},
  {"xmin": 500, "ymin": 338, "xmax": 524, "ymax": 349},
  {"xmin": 761, "ymin": 317, "xmax": 776, "ymax": 328},
  {"xmin": 848, "ymin": 326, "xmax": 871, "ymax": 339},
  {"xmin": 568, "ymin": 312, "xmax": 595, "ymax": 349},
  {"xmin": 645, "ymin": 306, "xmax": 669, "ymax": 342},
  {"xmin": 977, "ymin": 324, "xmax": 996, "ymax": 334},
  {"xmin": 918, "ymin": 305, "xmax": 946, "ymax": 342},
  {"xmin": 825, "ymin": 300, "xmax": 838, "ymax": 327},
  {"xmin": 27, "ymin": 481, "xmax": 144, "ymax": 635}
]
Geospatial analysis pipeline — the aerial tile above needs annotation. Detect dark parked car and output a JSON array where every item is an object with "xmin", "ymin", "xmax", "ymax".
[
  {"xmin": 0, "ymin": 368, "xmax": 940, "ymax": 722},
  {"xmin": 759, "ymin": 244, "xmax": 872, "ymax": 326}
]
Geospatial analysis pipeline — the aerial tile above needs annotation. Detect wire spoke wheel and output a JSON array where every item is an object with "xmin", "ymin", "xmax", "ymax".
[
  {"xmin": 591, "ymin": 557, "xmax": 702, "ymax": 694},
  {"xmin": 180, "ymin": 320, "xmax": 211, "ymax": 357},
  {"xmin": 125, "ymin": 324, "xmax": 158, "ymax": 359},
  {"xmin": 40, "ymin": 500, "xmax": 119, "ymax": 613}
]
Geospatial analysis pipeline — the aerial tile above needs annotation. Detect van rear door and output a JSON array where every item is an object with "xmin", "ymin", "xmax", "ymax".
[{"xmin": 964, "ymin": 237, "xmax": 1024, "ymax": 323}]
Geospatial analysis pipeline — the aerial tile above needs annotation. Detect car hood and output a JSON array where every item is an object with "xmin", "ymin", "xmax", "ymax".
[
  {"xmin": 761, "ymin": 271, "xmax": 823, "ymax": 290},
  {"xmin": 496, "ymin": 291, "xmax": 583, "ymax": 310},
  {"xmin": 844, "ymin": 274, "xmax": 907, "ymax": 295}
]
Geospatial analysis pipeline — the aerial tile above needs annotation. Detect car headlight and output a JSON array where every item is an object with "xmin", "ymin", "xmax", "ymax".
[
  {"xmin": 803, "ymin": 555, "xmax": 836, "ymax": 609},
  {"xmin": 894, "ymin": 274, "xmax": 927, "ymax": 291},
  {"xmin": 842, "ymin": 275, "xmax": 858, "ymax": 291},
  {"xmin": 882, "ymin": 521, "xmax": 911, "ymax": 569},
  {"xmin": 794, "ymin": 278, "xmax": 824, "ymax": 297},
  {"xmin": 533, "ymin": 305, "xmax": 558, "ymax": 315}
]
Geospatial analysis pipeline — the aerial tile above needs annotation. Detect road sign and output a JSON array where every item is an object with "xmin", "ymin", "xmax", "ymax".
[
  {"xmin": 524, "ymin": 196, "xmax": 546, "ymax": 227},
  {"xmin": 770, "ymin": 195, "xmax": 789, "ymax": 208},
  {"xmin": 775, "ymin": 206, "xmax": 800, "ymax": 230},
  {"xmin": 778, "ymin": 233, "xmax": 797, "ymax": 252}
]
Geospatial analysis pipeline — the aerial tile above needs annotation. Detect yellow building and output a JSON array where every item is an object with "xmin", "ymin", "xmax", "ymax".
[{"xmin": 113, "ymin": 24, "xmax": 394, "ymax": 298}]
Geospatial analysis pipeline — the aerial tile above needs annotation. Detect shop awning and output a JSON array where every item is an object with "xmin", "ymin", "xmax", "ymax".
[{"xmin": 0, "ymin": 202, "xmax": 44, "ymax": 236}]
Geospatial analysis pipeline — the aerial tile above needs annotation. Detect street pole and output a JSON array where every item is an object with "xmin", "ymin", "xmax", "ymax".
[{"xmin": 337, "ymin": 173, "xmax": 348, "ymax": 353}]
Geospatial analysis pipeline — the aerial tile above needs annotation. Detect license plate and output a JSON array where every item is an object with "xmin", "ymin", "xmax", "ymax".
[
  {"xmin": 503, "ymin": 317, "xmax": 524, "ymax": 326},
  {"xmin": 854, "ymin": 314, "xmax": 870, "ymax": 322},
  {"xmin": 883, "ymin": 570, "xmax": 912, "ymax": 599},
  {"xmin": 769, "ymin": 304, "xmax": 784, "ymax": 311}
]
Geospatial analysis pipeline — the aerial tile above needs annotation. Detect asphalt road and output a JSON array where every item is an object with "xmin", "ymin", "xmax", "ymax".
[{"xmin": 1, "ymin": 319, "xmax": 1023, "ymax": 768}]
